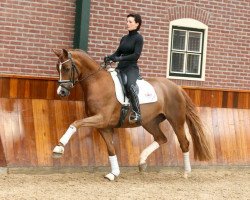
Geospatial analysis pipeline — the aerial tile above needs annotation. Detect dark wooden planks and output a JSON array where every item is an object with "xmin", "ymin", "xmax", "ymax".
[
  {"xmin": 1, "ymin": 76, "xmax": 250, "ymax": 167},
  {"xmin": 183, "ymin": 87, "xmax": 250, "ymax": 109},
  {"xmin": 1, "ymin": 77, "xmax": 250, "ymax": 109}
]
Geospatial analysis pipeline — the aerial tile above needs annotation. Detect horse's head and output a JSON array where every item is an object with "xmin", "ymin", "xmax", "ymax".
[{"xmin": 53, "ymin": 49, "xmax": 80, "ymax": 97}]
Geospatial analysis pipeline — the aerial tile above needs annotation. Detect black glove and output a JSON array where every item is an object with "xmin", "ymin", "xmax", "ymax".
[
  {"xmin": 110, "ymin": 56, "xmax": 121, "ymax": 62},
  {"xmin": 104, "ymin": 56, "xmax": 111, "ymax": 63}
]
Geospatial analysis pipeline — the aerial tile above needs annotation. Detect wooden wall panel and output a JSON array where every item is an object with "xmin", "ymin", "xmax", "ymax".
[
  {"xmin": 183, "ymin": 87, "xmax": 250, "ymax": 109},
  {"xmin": 0, "ymin": 77, "xmax": 84, "ymax": 100},
  {"xmin": 0, "ymin": 142, "xmax": 6, "ymax": 166},
  {"xmin": 0, "ymin": 111, "xmax": 7, "ymax": 167},
  {"xmin": 0, "ymin": 76, "xmax": 250, "ymax": 168},
  {"xmin": 0, "ymin": 101, "xmax": 7, "ymax": 166},
  {"xmin": 0, "ymin": 76, "xmax": 250, "ymax": 109},
  {"xmin": 0, "ymin": 98, "xmax": 250, "ymax": 167}
]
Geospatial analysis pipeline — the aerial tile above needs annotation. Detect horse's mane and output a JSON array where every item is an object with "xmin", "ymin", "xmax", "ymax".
[
  {"xmin": 71, "ymin": 49, "xmax": 85, "ymax": 53},
  {"xmin": 70, "ymin": 49, "xmax": 100, "ymax": 66}
]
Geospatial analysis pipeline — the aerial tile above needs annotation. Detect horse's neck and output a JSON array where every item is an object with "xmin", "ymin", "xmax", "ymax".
[
  {"xmin": 76, "ymin": 50, "xmax": 110, "ymax": 93},
  {"xmin": 80, "ymin": 69, "xmax": 108, "ymax": 88},
  {"xmin": 81, "ymin": 59, "xmax": 98, "ymax": 72},
  {"xmin": 80, "ymin": 70, "xmax": 111, "ymax": 113}
]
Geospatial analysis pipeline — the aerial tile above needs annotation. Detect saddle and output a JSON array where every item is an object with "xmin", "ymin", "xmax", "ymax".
[{"xmin": 108, "ymin": 68, "xmax": 157, "ymax": 127}]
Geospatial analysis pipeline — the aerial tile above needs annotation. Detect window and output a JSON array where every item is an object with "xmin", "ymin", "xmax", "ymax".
[{"xmin": 167, "ymin": 19, "xmax": 208, "ymax": 81}]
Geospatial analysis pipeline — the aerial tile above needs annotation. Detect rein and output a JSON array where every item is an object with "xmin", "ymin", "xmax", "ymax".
[
  {"xmin": 58, "ymin": 53, "xmax": 111, "ymax": 89},
  {"xmin": 77, "ymin": 60, "xmax": 114, "ymax": 82},
  {"xmin": 77, "ymin": 65, "xmax": 103, "ymax": 83}
]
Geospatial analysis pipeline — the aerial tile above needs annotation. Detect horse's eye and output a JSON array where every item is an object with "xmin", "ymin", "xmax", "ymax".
[{"xmin": 63, "ymin": 67, "xmax": 70, "ymax": 72}]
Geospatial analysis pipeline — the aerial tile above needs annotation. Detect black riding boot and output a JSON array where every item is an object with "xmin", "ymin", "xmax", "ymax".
[{"xmin": 128, "ymin": 84, "xmax": 141, "ymax": 124}]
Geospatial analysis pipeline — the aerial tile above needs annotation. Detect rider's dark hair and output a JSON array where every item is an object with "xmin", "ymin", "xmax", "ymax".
[{"xmin": 127, "ymin": 13, "xmax": 142, "ymax": 31}]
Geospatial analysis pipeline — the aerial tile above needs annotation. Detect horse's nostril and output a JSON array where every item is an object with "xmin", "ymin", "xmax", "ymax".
[{"xmin": 59, "ymin": 90, "xmax": 66, "ymax": 97}]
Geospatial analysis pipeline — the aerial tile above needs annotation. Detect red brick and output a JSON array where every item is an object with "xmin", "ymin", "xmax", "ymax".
[{"xmin": 0, "ymin": 0, "xmax": 249, "ymax": 90}]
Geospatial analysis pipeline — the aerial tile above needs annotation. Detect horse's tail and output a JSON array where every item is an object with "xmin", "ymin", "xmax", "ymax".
[{"xmin": 181, "ymin": 89, "xmax": 213, "ymax": 161}]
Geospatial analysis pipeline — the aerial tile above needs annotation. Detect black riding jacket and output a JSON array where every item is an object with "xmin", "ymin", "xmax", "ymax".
[{"xmin": 110, "ymin": 30, "xmax": 143, "ymax": 72}]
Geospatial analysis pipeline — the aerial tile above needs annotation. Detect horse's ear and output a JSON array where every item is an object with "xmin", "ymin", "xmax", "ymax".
[
  {"xmin": 52, "ymin": 49, "xmax": 62, "ymax": 57},
  {"xmin": 62, "ymin": 49, "xmax": 69, "ymax": 58}
]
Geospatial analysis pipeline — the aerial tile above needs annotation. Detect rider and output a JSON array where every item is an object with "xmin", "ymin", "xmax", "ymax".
[{"xmin": 105, "ymin": 13, "xmax": 143, "ymax": 124}]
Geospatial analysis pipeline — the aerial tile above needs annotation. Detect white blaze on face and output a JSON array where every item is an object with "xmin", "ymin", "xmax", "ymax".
[
  {"xmin": 57, "ymin": 62, "xmax": 63, "ymax": 95},
  {"xmin": 57, "ymin": 86, "xmax": 62, "ymax": 95},
  {"xmin": 57, "ymin": 59, "xmax": 72, "ymax": 95}
]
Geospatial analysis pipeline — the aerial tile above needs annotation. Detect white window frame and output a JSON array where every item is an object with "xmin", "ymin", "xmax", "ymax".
[{"xmin": 167, "ymin": 18, "xmax": 208, "ymax": 81}]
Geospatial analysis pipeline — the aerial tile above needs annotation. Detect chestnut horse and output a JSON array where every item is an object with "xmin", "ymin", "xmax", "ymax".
[{"xmin": 52, "ymin": 49, "xmax": 212, "ymax": 180}]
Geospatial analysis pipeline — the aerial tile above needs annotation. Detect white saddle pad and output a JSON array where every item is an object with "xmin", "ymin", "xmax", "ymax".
[{"xmin": 109, "ymin": 68, "xmax": 157, "ymax": 105}]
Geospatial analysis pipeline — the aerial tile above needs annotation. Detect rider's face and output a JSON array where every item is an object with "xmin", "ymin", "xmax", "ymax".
[{"xmin": 127, "ymin": 16, "xmax": 139, "ymax": 31}]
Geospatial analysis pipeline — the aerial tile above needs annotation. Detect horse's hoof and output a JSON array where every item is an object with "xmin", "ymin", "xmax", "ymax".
[
  {"xmin": 183, "ymin": 171, "xmax": 191, "ymax": 179},
  {"xmin": 52, "ymin": 152, "xmax": 63, "ymax": 158},
  {"xmin": 52, "ymin": 146, "xmax": 64, "ymax": 158},
  {"xmin": 104, "ymin": 173, "xmax": 117, "ymax": 181},
  {"xmin": 139, "ymin": 162, "xmax": 147, "ymax": 172}
]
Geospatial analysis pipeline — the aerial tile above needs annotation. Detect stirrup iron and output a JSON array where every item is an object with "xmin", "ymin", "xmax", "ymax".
[{"xmin": 129, "ymin": 111, "xmax": 141, "ymax": 124}]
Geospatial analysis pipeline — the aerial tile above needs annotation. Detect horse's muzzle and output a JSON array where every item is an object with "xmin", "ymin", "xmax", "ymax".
[{"xmin": 57, "ymin": 85, "xmax": 71, "ymax": 97}]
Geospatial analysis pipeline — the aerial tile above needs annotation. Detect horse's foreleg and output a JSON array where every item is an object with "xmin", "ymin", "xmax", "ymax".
[
  {"xmin": 72, "ymin": 114, "xmax": 105, "ymax": 128},
  {"xmin": 139, "ymin": 141, "xmax": 160, "ymax": 171},
  {"xmin": 105, "ymin": 155, "xmax": 120, "ymax": 181},
  {"xmin": 99, "ymin": 128, "xmax": 120, "ymax": 181},
  {"xmin": 183, "ymin": 151, "xmax": 191, "ymax": 179},
  {"xmin": 52, "ymin": 114, "xmax": 105, "ymax": 158},
  {"xmin": 52, "ymin": 125, "xmax": 76, "ymax": 158}
]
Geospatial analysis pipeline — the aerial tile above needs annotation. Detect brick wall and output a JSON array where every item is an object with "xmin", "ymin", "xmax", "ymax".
[
  {"xmin": 1, "ymin": 0, "xmax": 249, "ymax": 90},
  {"xmin": 0, "ymin": 0, "xmax": 75, "ymax": 77},
  {"xmin": 88, "ymin": 0, "xmax": 250, "ymax": 90}
]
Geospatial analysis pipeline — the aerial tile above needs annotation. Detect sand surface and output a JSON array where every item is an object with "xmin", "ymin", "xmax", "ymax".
[{"xmin": 0, "ymin": 167, "xmax": 249, "ymax": 200}]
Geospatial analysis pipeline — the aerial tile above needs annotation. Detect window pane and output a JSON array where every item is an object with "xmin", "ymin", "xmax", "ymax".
[
  {"xmin": 173, "ymin": 30, "xmax": 186, "ymax": 50},
  {"xmin": 188, "ymin": 32, "xmax": 201, "ymax": 52},
  {"xmin": 187, "ymin": 54, "xmax": 200, "ymax": 74},
  {"xmin": 171, "ymin": 52, "xmax": 184, "ymax": 72}
]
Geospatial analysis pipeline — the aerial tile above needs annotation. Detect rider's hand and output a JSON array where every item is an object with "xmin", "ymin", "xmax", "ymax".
[
  {"xmin": 110, "ymin": 56, "xmax": 121, "ymax": 62},
  {"xmin": 104, "ymin": 56, "xmax": 111, "ymax": 63}
]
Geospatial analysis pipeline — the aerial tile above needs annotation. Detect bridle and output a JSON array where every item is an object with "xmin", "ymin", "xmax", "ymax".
[
  {"xmin": 58, "ymin": 52, "xmax": 79, "ymax": 89},
  {"xmin": 58, "ymin": 52, "xmax": 107, "ymax": 91}
]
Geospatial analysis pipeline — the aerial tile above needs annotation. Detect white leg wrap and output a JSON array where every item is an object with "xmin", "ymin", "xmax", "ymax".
[
  {"xmin": 105, "ymin": 155, "xmax": 120, "ymax": 181},
  {"xmin": 59, "ymin": 125, "xmax": 77, "ymax": 146},
  {"xmin": 140, "ymin": 141, "xmax": 160, "ymax": 164},
  {"xmin": 109, "ymin": 155, "xmax": 120, "ymax": 176},
  {"xmin": 183, "ymin": 152, "xmax": 191, "ymax": 172}
]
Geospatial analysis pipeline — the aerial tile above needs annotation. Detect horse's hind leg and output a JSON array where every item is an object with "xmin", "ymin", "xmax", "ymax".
[
  {"xmin": 140, "ymin": 115, "xmax": 167, "ymax": 171},
  {"xmin": 99, "ymin": 128, "xmax": 120, "ymax": 181},
  {"xmin": 168, "ymin": 119, "xmax": 191, "ymax": 177}
]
